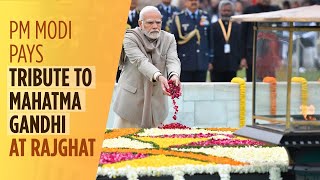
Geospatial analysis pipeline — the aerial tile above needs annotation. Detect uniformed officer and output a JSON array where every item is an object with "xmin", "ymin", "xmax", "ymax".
[
  {"xmin": 117, "ymin": 0, "xmax": 140, "ymax": 82},
  {"xmin": 156, "ymin": 0, "xmax": 180, "ymax": 32},
  {"xmin": 170, "ymin": 0, "xmax": 212, "ymax": 82}
]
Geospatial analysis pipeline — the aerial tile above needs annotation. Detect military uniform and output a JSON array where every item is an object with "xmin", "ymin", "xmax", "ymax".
[
  {"xmin": 156, "ymin": 3, "xmax": 180, "ymax": 32},
  {"xmin": 117, "ymin": 9, "xmax": 140, "ymax": 82},
  {"xmin": 170, "ymin": 9, "xmax": 212, "ymax": 82}
]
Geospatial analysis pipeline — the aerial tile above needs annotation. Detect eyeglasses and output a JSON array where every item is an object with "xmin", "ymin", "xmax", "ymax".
[{"xmin": 142, "ymin": 19, "xmax": 162, "ymax": 26}]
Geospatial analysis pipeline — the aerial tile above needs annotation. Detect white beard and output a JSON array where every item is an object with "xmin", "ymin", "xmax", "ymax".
[{"xmin": 142, "ymin": 29, "xmax": 160, "ymax": 40}]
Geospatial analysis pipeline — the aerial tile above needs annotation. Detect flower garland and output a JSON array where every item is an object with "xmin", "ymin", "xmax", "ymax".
[
  {"xmin": 292, "ymin": 77, "xmax": 308, "ymax": 107},
  {"xmin": 159, "ymin": 122, "xmax": 191, "ymax": 129},
  {"xmin": 231, "ymin": 77, "xmax": 246, "ymax": 127},
  {"xmin": 205, "ymin": 128, "xmax": 238, "ymax": 132},
  {"xmin": 263, "ymin": 77, "xmax": 277, "ymax": 115},
  {"xmin": 104, "ymin": 128, "xmax": 141, "ymax": 139},
  {"xmin": 133, "ymin": 136, "xmax": 210, "ymax": 148},
  {"xmin": 269, "ymin": 167, "xmax": 282, "ymax": 180},
  {"xmin": 99, "ymin": 152, "xmax": 149, "ymax": 164},
  {"xmin": 137, "ymin": 128, "xmax": 233, "ymax": 137},
  {"xmin": 171, "ymin": 146, "xmax": 288, "ymax": 165},
  {"xmin": 99, "ymin": 124, "xmax": 288, "ymax": 180},
  {"xmin": 98, "ymin": 163, "xmax": 287, "ymax": 180},
  {"xmin": 102, "ymin": 148, "xmax": 247, "ymax": 165},
  {"xmin": 101, "ymin": 154, "xmax": 208, "ymax": 169},
  {"xmin": 170, "ymin": 138, "xmax": 267, "ymax": 148},
  {"xmin": 145, "ymin": 133, "xmax": 230, "ymax": 139}
]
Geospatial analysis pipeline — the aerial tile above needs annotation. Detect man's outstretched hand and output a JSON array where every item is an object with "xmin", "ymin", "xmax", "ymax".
[{"xmin": 158, "ymin": 75, "xmax": 170, "ymax": 96}]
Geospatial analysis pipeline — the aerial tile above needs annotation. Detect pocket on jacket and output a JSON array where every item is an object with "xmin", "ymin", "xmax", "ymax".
[{"xmin": 121, "ymin": 83, "xmax": 137, "ymax": 94}]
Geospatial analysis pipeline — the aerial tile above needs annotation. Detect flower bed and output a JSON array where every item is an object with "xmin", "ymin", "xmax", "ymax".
[{"xmin": 97, "ymin": 123, "xmax": 288, "ymax": 180}]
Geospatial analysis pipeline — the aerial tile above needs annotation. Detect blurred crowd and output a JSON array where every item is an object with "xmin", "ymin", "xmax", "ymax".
[{"xmin": 116, "ymin": 0, "xmax": 320, "ymax": 82}]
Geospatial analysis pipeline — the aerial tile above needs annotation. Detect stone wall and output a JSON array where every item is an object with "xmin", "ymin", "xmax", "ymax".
[{"xmin": 106, "ymin": 82, "xmax": 320, "ymax": 128}]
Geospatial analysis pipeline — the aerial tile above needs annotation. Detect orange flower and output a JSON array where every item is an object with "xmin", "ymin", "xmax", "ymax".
[
  {"xmin": 263, "ymin": 77, "xmax": 277, "ymax": 83},
  {"xmin": 102, "ymin": 148, "xmax": 247, "ymax": 166},
  {"xmin": 263, "ymin": 77, "xmax": 277, "ymax": 115},
  {"xmin": 104, "ymin": 128, "xmax": 141, "ymax": 139}
]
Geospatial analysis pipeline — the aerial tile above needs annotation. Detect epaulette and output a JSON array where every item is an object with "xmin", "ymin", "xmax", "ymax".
[
  {"xmin": 178, "ymin": 10, "xmax": 185, "ymax": 15},
  {"xmin": 199, "ymin": 9, "xmax": 208, "ymax": 15}
]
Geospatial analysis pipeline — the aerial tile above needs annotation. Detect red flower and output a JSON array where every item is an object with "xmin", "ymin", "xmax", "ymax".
[
  {"xmin": 159, "ymin": 123, "xmax": 191, "ymax": 129},
  {"xmin": 166, "ymin": 80, "xmax": 181, "ymax": 120},
  {"xmin": 99, "ymin": 152, "xmax": 148, "ymax": 164}
]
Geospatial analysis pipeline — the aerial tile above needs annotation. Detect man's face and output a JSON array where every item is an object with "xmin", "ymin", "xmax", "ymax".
[
  {"xmin": 139, "ymin": 11, "xmax": 162, "ymax": 39},
  {"xmin": 210, "ymin": 0, "xmax": 219, "ymax": 8},
  {"xmin": 185, "ymin": 0, "xmax": 199, "ymax": 11},
  {"xmin": 235, "ymin": 2, "xmax": 243, "ymax": 14},
  {"xmin": 220, "ymin": 4, "xmax": 233, "ymax": 20},
  {"xmin": 162, "ymin": 0, "xmax": 171, "ymax": 5},
  {"xmin": 130, "ymin": 0, "xmax": 138, "ymax": 10},
  {"xmin": 258, "ymin": 0, "xmax": 271, "ymax": 6}
]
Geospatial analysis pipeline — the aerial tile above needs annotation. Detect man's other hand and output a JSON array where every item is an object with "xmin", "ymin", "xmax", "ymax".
[
  {"xmin": 240, "ymin": 58, "xmax": 248, "ymax": 69},
  {"xmin": 159, "ymin": 75, "xmax": 170, "ymax": 96}
]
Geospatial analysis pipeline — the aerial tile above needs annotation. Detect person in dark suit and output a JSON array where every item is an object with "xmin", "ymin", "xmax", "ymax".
[
  {"xmin": 170, "ymin": 0, "xmax": 212, "ymax": 82},
  {"xmin": 116, "ymin": 0, "xmax": 140, "ymax": 82},
  {"xmin": 209, "ymin": 0, "xmax": 242, "ymax": 82},
  {"xmin": 156, "ymin": 0, "xmax": 180, "ymax": 32},
  {"xmin": 240, "ymin": 0, "xmax": 280, "ymax": 82},
  {"xmin": 127, "ymin": 0, "xmax": 140, "ymax": 29}
]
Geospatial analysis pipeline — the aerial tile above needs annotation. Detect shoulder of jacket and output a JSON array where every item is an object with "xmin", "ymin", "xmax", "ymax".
[
  {"xmin": 177, "ymin": 10, "xmax": 186, "ymax": 16},
  {"xmin": 172, "ymin": 6, "xmax": 180, "ymax": 11},
  {"xmin": 271, "ymin": 5, "xmax": 281, "ymax": 10}
]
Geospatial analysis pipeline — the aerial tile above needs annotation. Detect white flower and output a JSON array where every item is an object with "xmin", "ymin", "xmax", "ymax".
[
  {"xmin": 97, "ymin": 163, "xmax": 288, "ymax": 179},
  {"xmin": 218, "ymin": 165, "xmax": 231, "ymax": 180},
  {"xmin": 269, "ymin": 167, "xmax": 282, "ymax": 180},
  {"xmin": 173, "ymin": 170, "xmax": 185, "ymax": 180},
  {"xmin": 102, "ymin": 137, "xmax": 154, "ymax": 149},
  {"xmin": 172, "ymin": 147, "xmax": 288, "ymax": 167},
  {"xmin": 127, "ymin": 170, "xmax": 138, "ymax": 180}
]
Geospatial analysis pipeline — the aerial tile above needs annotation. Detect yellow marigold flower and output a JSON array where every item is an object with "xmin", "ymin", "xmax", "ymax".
[
  {"xmin": 231, "ymin": 77, "xmax": 246, "ymax": 127},
  {"xmin": 292, "ymin": 77, "xmax": 308, "ymax": 107}
]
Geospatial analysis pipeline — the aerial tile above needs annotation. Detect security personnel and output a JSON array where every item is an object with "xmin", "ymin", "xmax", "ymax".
[
  {"xmin": 170, "ymin": 0, "xmax": 212, "ymax": 82},
  {"xmin": 156, "ymin": 0, "xmax": 180, "ymax": 32},
  {"xmin": 117, "ymin": 0, "xmax": 140, "ymax": 82},
  {"xmin": 127, "ymin": 0, "xmax": 140, "ymax": 29}
]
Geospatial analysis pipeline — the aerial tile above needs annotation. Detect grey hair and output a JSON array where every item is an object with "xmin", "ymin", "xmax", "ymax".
[
  {"xmin": 139, "ymin": 6, "xmax": 162, "ymax": 21},
  {"xmin": 218, "ymin": 0, "xmax": 235, "ymax": 12}
]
